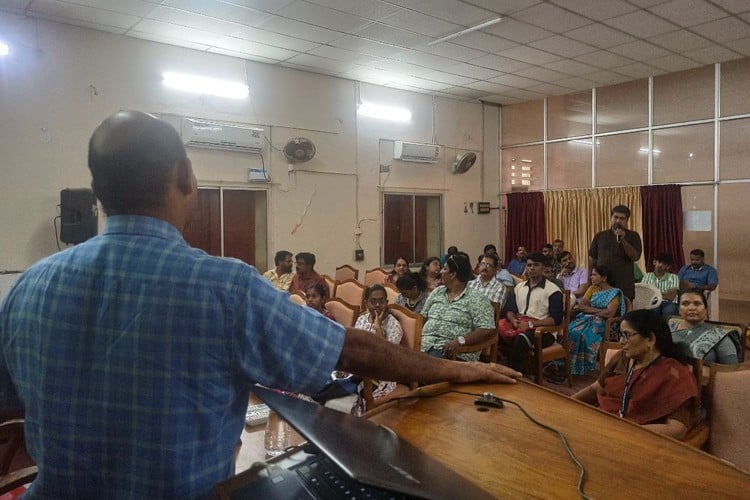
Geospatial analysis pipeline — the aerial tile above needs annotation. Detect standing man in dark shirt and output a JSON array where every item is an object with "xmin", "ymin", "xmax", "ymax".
[{"xmin": 588, "ymin": 205, "xmax": 642, "ymax": 300}]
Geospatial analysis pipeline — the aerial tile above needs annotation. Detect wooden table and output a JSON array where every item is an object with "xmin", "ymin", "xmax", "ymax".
[{"xmin": 365, "ymin": 381, "xmax": 750, "ymax": 499}]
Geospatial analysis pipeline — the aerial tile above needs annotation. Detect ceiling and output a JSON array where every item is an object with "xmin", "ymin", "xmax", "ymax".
[{"xmin": 2, "ymin": 0, "xmax": 750, "ymax": 105}]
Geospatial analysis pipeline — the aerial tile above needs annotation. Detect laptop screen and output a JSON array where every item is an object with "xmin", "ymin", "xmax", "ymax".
[{"xmin": 253, "ymin": 385, "xmax": 493, "ymax": 500}]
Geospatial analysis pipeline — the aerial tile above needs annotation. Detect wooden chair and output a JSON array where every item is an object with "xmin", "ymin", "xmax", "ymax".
[
  {"xmin": 383, "ymin": 283, "xmax": 400, "ymax": 305},
  {"xmin": 604, "ymin": 296, "xmax": 633, "ymax": 342},
  {"xmin": 362, "ymin": 304, "xmax": 424, "ymax": 410},
  {"xmin": 320, "ymin": 274, "xmax": 337, "ymax": 300},
  {"xmin": 324, "ymin": 297, "xmax": 359, "ymax": 328},
  {"xmin": 682, "ymin": 357, "xmax": 710, "ymax": 449},
  {"xmin": 449, "ymin": 302, "xmax": 500, "ymax": 364},
  {"xmin": 704, "ymin": 360, "xmax": 750, "ymax": 471},
  {"xmin": 334, "ymin": 278, "xmax": 367, "ymax": 309},
  {"xmin": 599, "ymin": 343, "xmax": 709, "ymax": 449},
  {"xmin": 529, "ymin": 290, "xmax": 574, "ymax": 387},
  {"xmin": 633, "ymin": 283, "xmax": 662, "ymax": 310},
  {"xmin": 288, "ymin": 291, "xmax": 307, "ymax": 306},
  {"xmin": 0, "ymin": 419, "xmax": 37, "ymax": 495},
  {"xmin": 364, "ymin": 268, "xmax": 388, "ymax": 286},
  {"xmin": 334, "ymin": 264, "xmax": 359, "ymax": 282}
]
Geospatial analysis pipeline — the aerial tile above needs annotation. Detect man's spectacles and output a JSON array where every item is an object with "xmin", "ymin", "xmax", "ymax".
[{"xmin": 478, "ymin": 262, "xmax": 495, "ymax": 268}]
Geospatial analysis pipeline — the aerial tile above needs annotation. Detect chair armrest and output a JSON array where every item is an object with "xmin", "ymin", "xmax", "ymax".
[
  {"xmin": 361, "ymin": 378, "xmax": 375, "ymax": 409},
  {"xmin": 450, "ymin": 336, "xmax": 498, "ymax": 363},
  {"xmin": 0, "ymin": 465, "xmax": 37, "ymax": 495}
]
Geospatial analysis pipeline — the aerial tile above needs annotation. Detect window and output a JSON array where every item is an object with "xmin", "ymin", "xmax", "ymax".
[{"xmin": 382, "ymin": 194, "xmax": 441, "ymax": 266}]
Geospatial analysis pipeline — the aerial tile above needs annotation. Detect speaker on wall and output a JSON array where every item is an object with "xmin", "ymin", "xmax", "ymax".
[{"xmin": 60, "ymin": 188, "xmax": 98, "ymax": 244}]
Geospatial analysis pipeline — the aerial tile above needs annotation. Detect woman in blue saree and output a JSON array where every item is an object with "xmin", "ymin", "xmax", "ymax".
[{"xmin": 567, "ymin": 265, "xmax": 626, "ymax": 375}]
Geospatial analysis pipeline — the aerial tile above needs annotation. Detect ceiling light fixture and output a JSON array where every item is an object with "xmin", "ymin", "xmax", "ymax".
[
  {"xmin": 427, "ymin": 17, "xmax": 503, "ymax": 46},
  {"xmin": 0, "ymin": 42, "xmax": 9, "ymax": 56},
  {"xmin": 162, "ymin": 71, "xmax": 249, "ymax": 99},
  {"xmin": 358, "ymin": 101, "xmax": 411, "ymax": 122}
]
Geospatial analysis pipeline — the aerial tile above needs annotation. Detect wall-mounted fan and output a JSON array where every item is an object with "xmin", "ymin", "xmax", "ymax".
[
  {"xmin": 451, "ymin": 152, "xmax": 476, "ymax": 174},
  {"xmin": 284, "ymin": 137, "xmax": 316, "ymax": 163}
]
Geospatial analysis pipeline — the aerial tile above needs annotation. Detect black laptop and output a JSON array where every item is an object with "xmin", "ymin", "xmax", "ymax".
[{"xmin": 225, "ymin": 385, "xmax": 493, "ymax": 500}]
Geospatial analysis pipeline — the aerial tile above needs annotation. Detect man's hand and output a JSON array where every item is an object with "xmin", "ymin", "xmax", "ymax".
[
  {"xmin": 452, "ymin": 361, "xmax": 522, "ymax": 385},
  {"xmin": 442, "ymin": 339, "xmax": 460, "ymax": 358}
]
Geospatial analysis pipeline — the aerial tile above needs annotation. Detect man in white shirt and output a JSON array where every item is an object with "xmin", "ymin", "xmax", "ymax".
[{"xmin": 262, "ymin": 250, "xmax": 295, "ymax": 291}]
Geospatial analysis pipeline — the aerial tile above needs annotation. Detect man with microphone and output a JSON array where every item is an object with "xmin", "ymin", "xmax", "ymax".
[{"xmin": 588, "ymin": 205, "xmax": 642, "ymax": 300}]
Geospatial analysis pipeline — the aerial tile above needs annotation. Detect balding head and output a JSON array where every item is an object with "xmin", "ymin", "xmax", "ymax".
[{"xmin": 88, "ymin": 111, "xmax": 187, "ymax": 215}]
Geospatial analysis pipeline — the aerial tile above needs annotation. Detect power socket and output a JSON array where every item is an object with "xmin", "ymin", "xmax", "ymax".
[{"xmin": 354, "ymin": 249, "xmax": 364, "ymax": 261}]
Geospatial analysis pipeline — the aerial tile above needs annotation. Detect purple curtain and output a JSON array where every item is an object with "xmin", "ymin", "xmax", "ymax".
[
  {"xmin": 504, "ymin": 192, "xmax": 546, "ymax": 266},
  {"xmin": 640, "ymin": 184, "xmax": 684, "ymax": 272}
]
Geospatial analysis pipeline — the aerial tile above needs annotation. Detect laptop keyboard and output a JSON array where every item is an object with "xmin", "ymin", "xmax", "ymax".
[{"xmin": 294, "ymin": 454, "xmax": 413, "ymax": 499}]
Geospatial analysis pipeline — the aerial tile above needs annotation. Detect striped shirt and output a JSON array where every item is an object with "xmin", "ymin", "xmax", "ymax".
[
  {"xmin": 0, "ymin": 215, "xmax": 344, "ymax": 499},
  {"xmin": 642, "ymin": 272, "xmax": 680, "ymax": 302}
]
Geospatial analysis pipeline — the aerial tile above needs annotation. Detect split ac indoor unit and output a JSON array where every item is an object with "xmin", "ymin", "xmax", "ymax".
[
  {"xmin": 393, "ymin": 141, "xmax": 440, "ymax": 163},
  {"xmin": 181, "ymin": 118, "xmax": 264, "ymax": 153}
]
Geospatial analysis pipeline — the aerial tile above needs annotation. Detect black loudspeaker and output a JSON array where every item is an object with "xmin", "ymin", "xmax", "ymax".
[{"xmin": 60, "ymin": 188, "xmax": 98, "ymax": 244}]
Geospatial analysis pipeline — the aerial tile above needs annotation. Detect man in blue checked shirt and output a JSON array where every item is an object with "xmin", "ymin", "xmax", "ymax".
[{"xmin": 0, "ymin": 111, "xmax": 520, "ymax": 499}]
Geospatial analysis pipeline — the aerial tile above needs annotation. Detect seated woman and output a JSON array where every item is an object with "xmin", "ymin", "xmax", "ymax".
[
  {"xmin": 670, "ymin": 289, "xmax": 742, "ymax": 365},
  {"xmin": 324, "ymin": 285, "xmax": 404, "ymax": 414},
  {"xmin": 419, "ymin": 256, "xmax": 443, "ymax": 292},
  {"xmin": 573, "ymin": 310, "xmax": 697, "ymax": 439},
  {"xmin": 568, "ymin": 265, "xmax": 626, "ymax": 375},
  {"xmin": 385, "ymin": 256, "xmax": 410, "ymax": 285},
  {"xmin": 305, "ymin": 283, "xmax": 334, "ymax": 320},
  {"xmin": 395, "ymin": 272, "xmax": 428, "ymax": 314}
]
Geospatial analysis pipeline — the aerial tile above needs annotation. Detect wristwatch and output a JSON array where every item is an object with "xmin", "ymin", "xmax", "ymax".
[{"xmin": 457, "ymin": 335, "xmax": 466, "ymax": 346}]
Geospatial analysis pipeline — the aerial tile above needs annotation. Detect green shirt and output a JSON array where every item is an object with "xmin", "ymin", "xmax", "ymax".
[
  {"xmin": 642, "ymin": 271, "xmax": 679, "ymax": 302},
  {"xmin": 420, "ymin": 285, "xmax": 495, "ymax": 361}
]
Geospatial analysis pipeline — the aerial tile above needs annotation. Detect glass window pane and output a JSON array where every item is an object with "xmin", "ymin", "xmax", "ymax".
[
  {"xmin": 596, "ymin": 79, "xmax": 648, "ymax": 133},
  {"xmin": 548, "ymin": 91, "xmax": 592, "ymax": 140},
  {"xmin": 502, "ymin": 146, "xmax": 544, "ymax": 193},
  {"xmin": 720, "ymin": 57, "xmax": 750, "ymax": 117},
  {"xmin": 681, "ymin": 184, "xmax": 714, "ymax": 275},
  {"xmin": 653, "ymin": 65, "xmax": 714, "ymax": 125},
  {"xmin": 501, "ymin": 99, "xmax": 543, "ymax": 146},
  {"xmin": 595, "ymin": 132, "xmax": 648, "ymax": 187},
  {"xmin": 720, "ymin": 118, "xmax": 750, "ymax": 180},
  {"xmin": 547, "ymin": 140, "xmax": 592, "ymax": 189},
  {"xmin": 652, "ymin": 124, "xmax": 714, "ymax": 184}
]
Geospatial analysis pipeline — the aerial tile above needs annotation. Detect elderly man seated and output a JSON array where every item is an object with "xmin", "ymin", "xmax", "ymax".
[
  {"xmin": 468, "ymin": 252, "xmax": 508, "ymax": 309},
  {"xmin": 421, "ymin": 253, "xmax": 496, "ymax": 361}
]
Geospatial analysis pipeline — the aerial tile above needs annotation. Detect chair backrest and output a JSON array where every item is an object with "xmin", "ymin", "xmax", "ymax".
[
  {"xmin": 706, "ymin": 360, "xmax": 750, "ymax": 471},
  {"xmin": 320, "ymin": 274, "xmax": 337, "ymax": 299},
  {"xmin": 387, "ymin": 303, "xmax": 424, "ymax": 352},
  {"xmin": 383, "ymin": 283, "xmax": 400, "ymax": 305},
  {"xmin": 599, "ymin": 341, "xmax": 623, "ymax": 374},
  {"xmin": 633, "ymin": 283, "xmax": 662, "ymax": 310},
  {"xmin": 324, "ymin": 297, "xmax": 359, "ymax": 328},
  {"xmin": 364, "ymin": 268, "xmax": 388, "ymax": 286},
  {"xmin": 288, "ymin": 291, "xmax": 307, "ymax": 306},
  {"xmin": 334, "ymin": 265, "xmax": 359, "ymax": 282},
  {"xmin": 334, "ymin": 279, "xmax": 367, "ymax": 308}
]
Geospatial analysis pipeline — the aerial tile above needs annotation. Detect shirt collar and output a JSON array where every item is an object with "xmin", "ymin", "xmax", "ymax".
[
  {"xmin": 522, "ymin": 277, "xmax": 548, "ymax": 289},
  {"xmin": 103, "ymin": 215, "xmax": 185, "ymax": 241}
]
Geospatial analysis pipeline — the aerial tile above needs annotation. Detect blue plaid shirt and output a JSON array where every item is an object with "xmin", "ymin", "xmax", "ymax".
[{"xmin": 0, "ymin": 215, "xmax": 345, "ymax": 499}]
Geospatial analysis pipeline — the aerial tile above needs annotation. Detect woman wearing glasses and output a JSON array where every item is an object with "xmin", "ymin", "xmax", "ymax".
[{"xmin": 572, "ymin": 309, "xmax": 697, "ymax": 439}]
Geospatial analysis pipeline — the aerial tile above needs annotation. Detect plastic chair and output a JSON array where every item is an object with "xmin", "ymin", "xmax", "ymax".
[{"xmin": 633, "ymin": 283, "xmax": 662, "ymax": 310}]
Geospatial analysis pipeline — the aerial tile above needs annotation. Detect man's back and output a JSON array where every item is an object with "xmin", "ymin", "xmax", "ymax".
[{"xmin": 0, "ymin": 215, "xmax": 342, "ymax": 498}]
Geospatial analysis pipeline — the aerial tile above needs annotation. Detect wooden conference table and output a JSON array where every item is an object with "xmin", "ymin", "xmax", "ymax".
[{"xmin": 364, "ymin": 381, "xmax": 750, "ymax": 499}]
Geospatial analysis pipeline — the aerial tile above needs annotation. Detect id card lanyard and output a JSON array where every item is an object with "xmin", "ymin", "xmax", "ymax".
[{"xmin": 619, "ymin": 355, "xmax": 662, "ymax": 418}]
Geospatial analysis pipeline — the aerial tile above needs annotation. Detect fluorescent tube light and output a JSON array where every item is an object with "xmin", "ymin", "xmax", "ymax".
[
  {"xmin": 358, "ymin": 101, "xmax": 411, "ymax": 122},
  {"xmin": 162, "ymin": 71, "xmax": 249, "ymax": 99},
  {"xmin": 427, "ymin": 17, "xmax": 502, "ymax": 46},
  {"xmin": 0, "ymin": 42, "xmax": 9, "ymax": 56}
]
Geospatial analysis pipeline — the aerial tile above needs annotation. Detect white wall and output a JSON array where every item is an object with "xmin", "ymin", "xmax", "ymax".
[{"xmin": 0, "ymin": 15, "xmax": 501, "ymax": 275}]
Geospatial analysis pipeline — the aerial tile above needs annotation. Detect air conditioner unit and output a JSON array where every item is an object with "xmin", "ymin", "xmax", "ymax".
[
  {"xmin": 393, "ymin": 141, "xmax": 440, "ymax": 163},
  {"xmin": 181, "ymin": 118, "xmax": 264, "ymax": 153}
]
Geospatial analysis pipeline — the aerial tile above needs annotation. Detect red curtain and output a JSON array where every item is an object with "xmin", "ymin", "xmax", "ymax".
[
  {"xmin": 504, "ymin": 192, "xmax": 546, "ymax": 265},
  {"xmin": 640, "ymin": 184, "xmax": 684, "ymax": 272}
]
